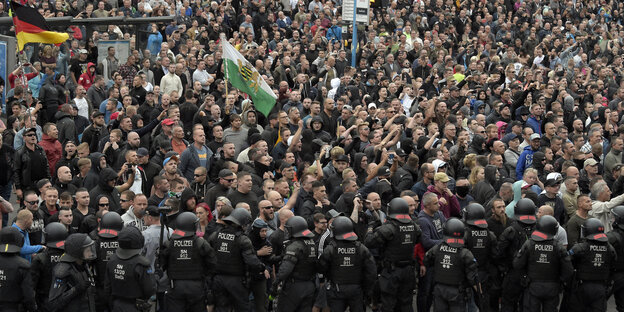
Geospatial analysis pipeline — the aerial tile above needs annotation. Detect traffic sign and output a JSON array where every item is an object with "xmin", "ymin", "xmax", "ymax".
[{"xmin": 342, "ymin": 0, "xmax": 370, "ymax": 25}]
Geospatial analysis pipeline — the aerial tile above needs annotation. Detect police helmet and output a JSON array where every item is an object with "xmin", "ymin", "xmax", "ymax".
[
  {"xmin": 223, "ymin": 208, "xmax": 252, "ymax": 228},
  {"xmin": 464, "ymin": 203, "xmax": 488, "ymax": 229},
  {"xmin": 388, "ymin": 198, "xmax": 411, "ymax": 223},
  {"xmin": 581, "ymin": 218, "xmax": 608, "ymax": 242},
  {"xmin": 612, "ymin": 206, "xmax": 624, "ymax": 231},
  {"xmin": 64, "ymin": 233, "xmax": 97, "ymax": 261},
  {"xmin": 285, "ymin": 216, "xmax": 314, "ymax": 239},
  {"xmin": 172, "ymin": 212, "xmax": 199, "ymax": 238},
  {"xmin": 116, "ymin": 226, "xmax": 145, "ymax": 259},
  {"xmin": 44, "ymin": 222, "xmax": 68, "ymax": 249},
  {"xmin": 531, "ymin": 215, "xmax": 558, "ymax": 242},
  {"xmin": 0, "ymin": 227, "xmax": 24, "ymax": 254},
  {"xmin": 331, "ymin": 216, "xmax": 357, "ymax": 241},
  {"xmin": 443, "ymin": 218, "xmax": 465, "ymax": 247},
  {"xmin": 98, "ymin": 211, "xmax": 123, "ymax": 238},
  {"xmin": 514, "ymin": 198, "xmax": 537, "ymax": 225}
]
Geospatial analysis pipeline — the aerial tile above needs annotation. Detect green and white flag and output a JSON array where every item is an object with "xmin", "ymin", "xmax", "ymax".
[{"xmin": 222, "ymin": 39, "xmax": 277, "ymax": 117}]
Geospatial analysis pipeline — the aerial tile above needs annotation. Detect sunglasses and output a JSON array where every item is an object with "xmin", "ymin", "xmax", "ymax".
[
  {"xmin": 25, "ymin": 200, "xmax": 38, "ymax": 205},
  {"xmin": 99, "ymin": 203, "xmax": 110, "ymax": 207},
  {"xmin": 24, "ymin": 133, "xmax": 36, "ymax": 137},
  {"xmin": 261, "ymin": 205, "xmax": 274, "ymax": 210},
  {"xmin": 120, "ymin": 199, "xmax": 131, "ymax": 203},
  {"xmin": 223, "ymin": 178, "xmax": 236, "ymax": 182},
  {"xmin": 194, "ymin": 174, "xmax": 205, "ymax": 177}
]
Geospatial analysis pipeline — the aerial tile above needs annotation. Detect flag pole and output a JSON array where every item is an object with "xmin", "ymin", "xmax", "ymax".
[
  {"xmin": 6, "ymin": 0, "xmax": 21, "ymax": 54},
  {"xmin": 220, "ymin": 33, "xmax": 228, "ymax": 95}
]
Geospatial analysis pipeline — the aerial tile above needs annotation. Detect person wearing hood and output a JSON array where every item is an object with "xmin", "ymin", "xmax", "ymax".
[
  {"xmin": 530, "ymin": 151, "xmax": 548, "ymax": 182},
  {"xmin": 55, "ymin": 104, "xmax": 79, "ymax": 145},
  {"xmin": 38, "ymin": 73, "xmax": 60, "ymax": 124},
  {"xmin": 421, "ymin": 172, "xmax": 461, "ymax": 218},
  {"xmin": 310, "ymin": 115, "xmax": 332, "ymax": 143},
  {"xmin": 516, "ymin": 133, "xmax": 541, "ymax": 180},
  {"xmin": 241, "ymin": 105, "xmax": 264, "ymax": 133},
  {"xmin": 77, "ymin": 62, "xmax": 96, "ymax": 91},
  {"xmin": 83, "ymin": 152, "xmax": 107, "ymax": 190},
  {"xmin": 467, "ymin": 133, "xmax": 487, "ymax": 155},
  {"xmin": 604, "ymin": 137, "xmax": 623, "ymax": 185},
  {"xmin": 39, "ymin": 122, "xmax": 63, "ymax": 177},
  {"xmin": 470, "ymin": 165, "xmax": 498, "ymax": 206},
  {"xmin": 88, "ymin": 167, "xmax": 123, "ymax": 213}
]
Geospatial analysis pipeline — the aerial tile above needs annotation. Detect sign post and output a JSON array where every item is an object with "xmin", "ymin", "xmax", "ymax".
[{"xmin": 342, "ymin": 0, "xmax": 369, "ymax": 67}]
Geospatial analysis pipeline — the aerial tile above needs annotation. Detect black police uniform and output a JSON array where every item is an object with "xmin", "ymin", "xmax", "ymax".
[
  {"xmin": 365, "ymin": 198, "xmax": 421, "ymax": 312},
  {"xmin": 160, "ymin": 212, "xmax": 216, "ymax": 312},
  {"xmin": 207, "ymin": 208, "xmax": 265, "ymax": 311},
  {"xmin": 495, "ymin": 198, "xmax": 536, "ymax": 312},
  {"xmin": 104, "ymin": 226, "xmax": 156, "ymax": 312},
  {"xmin": 274, "ymin": 216, "xmax": 318, "ymax": 312},
  {"xmin": 0, "ymin": 227, "xmax": 37, "ymax": 312},
  {"xmin": 48, "ymin": 233, "xmax": 97, "ymax": 312},
  {"xmin": 568, "ymin": 219, "xmax": 616, "ymax": 312},
  {"xmin": 318, "ymin": 216, "xmax": 377, "ymax": 312},
  {"xmin": 93, "ymin": 212, "xmax": 123, "ymax": 312},
  {"xmin": 32, "ymin": 222, "xmax": 68, "ymax": 311},
  {"xmin": 463, "ymin": 203, "xmax": 498, "ymax": 310},
  {"xmin": 424, "ymin": 218, "xmax": 479, "ymax": 312},
  {"xmin": 512, "ymin": 216, "xmax": 573, "ymax": 312},
  {"xmin": 607, "ymin": 206, "xmax": 624, "ymax": 311}
]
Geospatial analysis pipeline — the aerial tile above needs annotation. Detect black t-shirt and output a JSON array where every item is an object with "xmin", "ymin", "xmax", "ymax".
[{"xmin": 69, "ymin": 58, "xmax": 88, "ymax": 82}]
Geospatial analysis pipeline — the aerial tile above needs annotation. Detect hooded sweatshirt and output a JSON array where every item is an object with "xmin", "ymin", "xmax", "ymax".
[
  {"xmin": 83, "ymin": 152, "xmax": 106, "ymax": 190},
  {"xmin": 88, "ymin": 167, "xmax": 120, "ymax": 213},
  {"xmin": 78, "ymin": 62, "xmax": 96, "ymax": 90},
  {"xmin": 516, "ymin": 145, "xmax": 538, "ymax": 180}
]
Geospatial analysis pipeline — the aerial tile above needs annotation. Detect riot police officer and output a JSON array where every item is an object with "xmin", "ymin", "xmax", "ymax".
[
  {"xmin": 93, "ymin": 211, "xmax": 123, "ymax": 312},
  {"xmin": 207, "ymin": 207, "xmax": 266, "ymax": 312},
  {"xmin": 160, "ymin": 211, "xmax": 216, "ymax": 312},
  {"xmin": 364, "ymin": 198, "xmax": 421, "ymax": 312},
  {"xmin": 105, "ymin": 226, "xmax": 156, "ymax": 312},
  {"xmin": 424, "ymin": 218, "xmax": 479, "ymax": 311},
  {"xmin": 318, "ymin": 216, "xmax": 377, "ymax": 312},
  {"xmin": 32, "ymin": 222, "xmax": 68, "ymax": 310},
  {"xmin": 49, "ymin": 233, "xmax": 97, "ymax": 312},
  {"xmin": 608, "ymin": 206, "xmax": 624, "ymax": 311},
  {"xmin": 567, "ymin": 218, "xmax": 616, "ymax": 312},
  {"xmin": 496, "ymin": 198, "xmax": 536, "ymax": 312},
  {"xmin": 272, "ymin": 215, "xmax": 318, "ymax": 312},
  {"xmin": 513, "ymin": 215, "xmax": 573, "ymax": 312},
  {"xmin": 0, "ymin": 227, "xmax": 37, "ymax": 312},
  {"xmin": 463, "ymin": 203, "xmax": 497, "ymax": 311}
]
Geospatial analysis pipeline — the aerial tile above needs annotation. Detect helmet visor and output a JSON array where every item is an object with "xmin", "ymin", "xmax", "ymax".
[{"xmin": 82, "ymin": 243, "xmax": 97, "ymax": 261}]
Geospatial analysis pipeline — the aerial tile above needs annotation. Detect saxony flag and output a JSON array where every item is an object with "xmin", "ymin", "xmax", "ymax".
[
  {"xmin": 222, "ymin": 39, "xmax": 277, "ymax": 117},
  {"xmin": 10, "ymin": 1, "xmax": 70, "ymax": 51}
]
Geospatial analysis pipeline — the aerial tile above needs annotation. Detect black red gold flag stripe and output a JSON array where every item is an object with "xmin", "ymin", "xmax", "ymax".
[{"xmin": 10, "ymin": 1, "xmax": 69, "ymax": 51}]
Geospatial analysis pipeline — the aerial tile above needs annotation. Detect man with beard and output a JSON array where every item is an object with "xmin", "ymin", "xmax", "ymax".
[
  {"xmin": 205, "ymin": 169, "xmax": 236, "ymax": 211},
  {"xmin": 180, "ymin": 128, "xmax": 214, "ymax": 182},
  {"xmin": 81, "ymin": 111, "xmax": 108, "ymax": 153},
  {"xmin": 209, "ymin": 141, "xmax": 238, "ymax": 180},
  {"xmin": 227, "ymin": 171, "xmax": 259, "ymax": 218}
]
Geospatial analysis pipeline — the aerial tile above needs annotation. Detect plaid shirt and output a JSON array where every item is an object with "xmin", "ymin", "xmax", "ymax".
[{"xmin": 118, "ymin": 63, "xmax": 137, "ymax": 88}]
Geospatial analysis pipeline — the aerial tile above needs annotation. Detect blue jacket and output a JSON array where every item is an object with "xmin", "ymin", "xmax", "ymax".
[
  {"xmin": 12, "ymin": 223, "xmax": 42, "ymax": 262},
  {"xmin": 179, "ymin": 144, "xmax": 214, "ymax": 182},
  {"xmin": 516, "ymin": 145, "xmax": 537, "ymax": 180},
  {"xmin": 417, "ymin": 210, "xmax": 446, "ymax": 251},
  {"xmin": 326, "ymin": 25, "xmax": 343, "ymax": 43},
  {"xmin": 526, "ymin": 116, "xmax": 542, "ymax": 135}
]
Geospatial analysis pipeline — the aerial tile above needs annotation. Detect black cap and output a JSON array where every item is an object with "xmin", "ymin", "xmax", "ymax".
[
  {"xmin": 24, "ymin": 127, "xmax": 37, "ymax": 135},
  {"xmin": 335, "ymin": 154, "xmax": 349, "ymax": 163},
  {"xmin": 377, "ymin": 166, "xmax": 391, "ymax": 176},
  {"xmin": 145, "ymin": 205, "xmax": 160, "ymax": 217},
  {"xmin": 395, "ymin": 148, "xmax": 407, "ymax": 157},
  {"xmin": 219, "ymin": 169, "xmax": 234, "ymax": 178},
  {"xmin": 116, "ymin": 226, "xmax": 145, "ymax": 259},
  {"xmin": 137, "ymin": 147, "xmax": 149, "ymax": 157},
  {"xmin": 92, "ymin": 111, "xmax": 105, "ymax": 118}
]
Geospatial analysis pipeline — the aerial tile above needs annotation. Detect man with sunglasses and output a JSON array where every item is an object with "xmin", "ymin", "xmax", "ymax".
[
  {"xmin": 14, "ymin": 127, "xmax": 51, "ymax": 204},
  {"xmin": 205, "ymin": 169, "xmax": 236, "ymax": 211}
]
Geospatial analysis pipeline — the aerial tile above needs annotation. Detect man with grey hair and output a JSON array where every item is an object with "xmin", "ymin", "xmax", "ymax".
[
  {"xmin": 416, "ymin": 191, "xmax": 446, "ymax": 312},
  {"xmin": 590, "ymin": 180, "xmax": 624, "ymax": 232}
]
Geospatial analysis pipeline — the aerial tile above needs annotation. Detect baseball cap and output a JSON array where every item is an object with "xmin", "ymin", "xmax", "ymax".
[
  {"xmin": 377, "ymin": 166, "xmax": 390, "ymax": 177},
  {"xmin": 368, "ymin": 103, "xmax": 377, "ymax": 109},
  {"xmin": 584, "ymin": 158, "xmax": 598, "ymax": 167},
  {"xmin": 92, "ymin": 111, "xmax": 105, "ymax": 118},
  {"xmin": 219, "ymin": 169, "xmax": 234, "ymax": 178},
  {"xmin": 145, "ymin": 206, "xmax": 160, "ymax": 217},
  {"xmin": 24, "ymin": 127, "xmax": 37, "ymax": 135},
  {"xmin": 434, "ymin": 172, "xmax": 450, "ymax": 182},
  {"xmin": 335, "ymin": 154, "xmax": 349, "ymax": 163},
  {"xmin": 530, "ymin": 133, "xmax": 541, "ymax": 141},
  {"xmin": 162, "ymin": 155, "xmax": 179, "ymax": 167},
  {"xmin": 544, "ymin": 176, "xmax": 563, "ymax": 187},
  {"xmin": 137, "ymin": 147, "xmax": 149, "ymax": 157},
  {"xmin": 79, "ymin": 49, "xmax": 88, "ymax": 54},
  {"xmin": 161, "ymin": 118, "xmax": 175, "ymax": 126},
  {"xmin": 501, "ymin": 133, "xmax": 519, "ymax": 144}
]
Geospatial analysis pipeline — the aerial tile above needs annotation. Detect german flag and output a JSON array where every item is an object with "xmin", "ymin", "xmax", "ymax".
[{"xmin": 10, "ymin": 1, "xmax": 69, "ymax": 51}]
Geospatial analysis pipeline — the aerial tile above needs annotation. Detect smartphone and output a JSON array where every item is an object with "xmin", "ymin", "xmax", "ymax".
[{"xmin": 388, "ymin": 154, "xmax": 395, "ymax": 165}]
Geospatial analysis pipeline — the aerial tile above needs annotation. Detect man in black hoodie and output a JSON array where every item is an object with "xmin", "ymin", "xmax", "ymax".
[
  {"xmin": 89, "ymin": 168, "xmax": 122, "ymax": 213},
  {"xmin": 83, "ymin": 152, "xmax": 107, "ymax": 190}
]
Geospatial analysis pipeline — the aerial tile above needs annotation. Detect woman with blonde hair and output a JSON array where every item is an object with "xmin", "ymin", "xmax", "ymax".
[{"xmin": 468, "ymin": 166, "xmax": 485, "ymax": 186}]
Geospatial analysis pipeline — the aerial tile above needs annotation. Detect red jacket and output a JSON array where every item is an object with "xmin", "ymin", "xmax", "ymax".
[
  {"xmin": 38, "ymin": 133, "xmax": 62, "ymax": 176},
  {"xmin": 78, "ymin": 62, "xmax": 96, "ymax": 90},
  {"xmin": 420, "ymin": 184, "xmax": 461, "ymax": 219}
]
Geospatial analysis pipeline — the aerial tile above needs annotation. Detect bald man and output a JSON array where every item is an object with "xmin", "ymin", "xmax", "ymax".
[
  {"xmin": 537, "ymin": 205, "xmax": 568, "ymax": 249},
  {"xmin": 269, "ymin": 208, "xmax": 294, "ymax": 257}
]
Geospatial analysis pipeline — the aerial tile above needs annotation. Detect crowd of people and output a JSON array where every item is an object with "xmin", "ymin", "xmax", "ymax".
[{"xmin": 0, "ymin": 0, "xmax": 624, "ymax": 310}]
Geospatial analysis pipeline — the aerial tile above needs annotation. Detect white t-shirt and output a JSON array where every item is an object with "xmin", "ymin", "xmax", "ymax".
[{"xmin": 74, "ymin": 97, "xmax": 89, "ymax": 120}]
